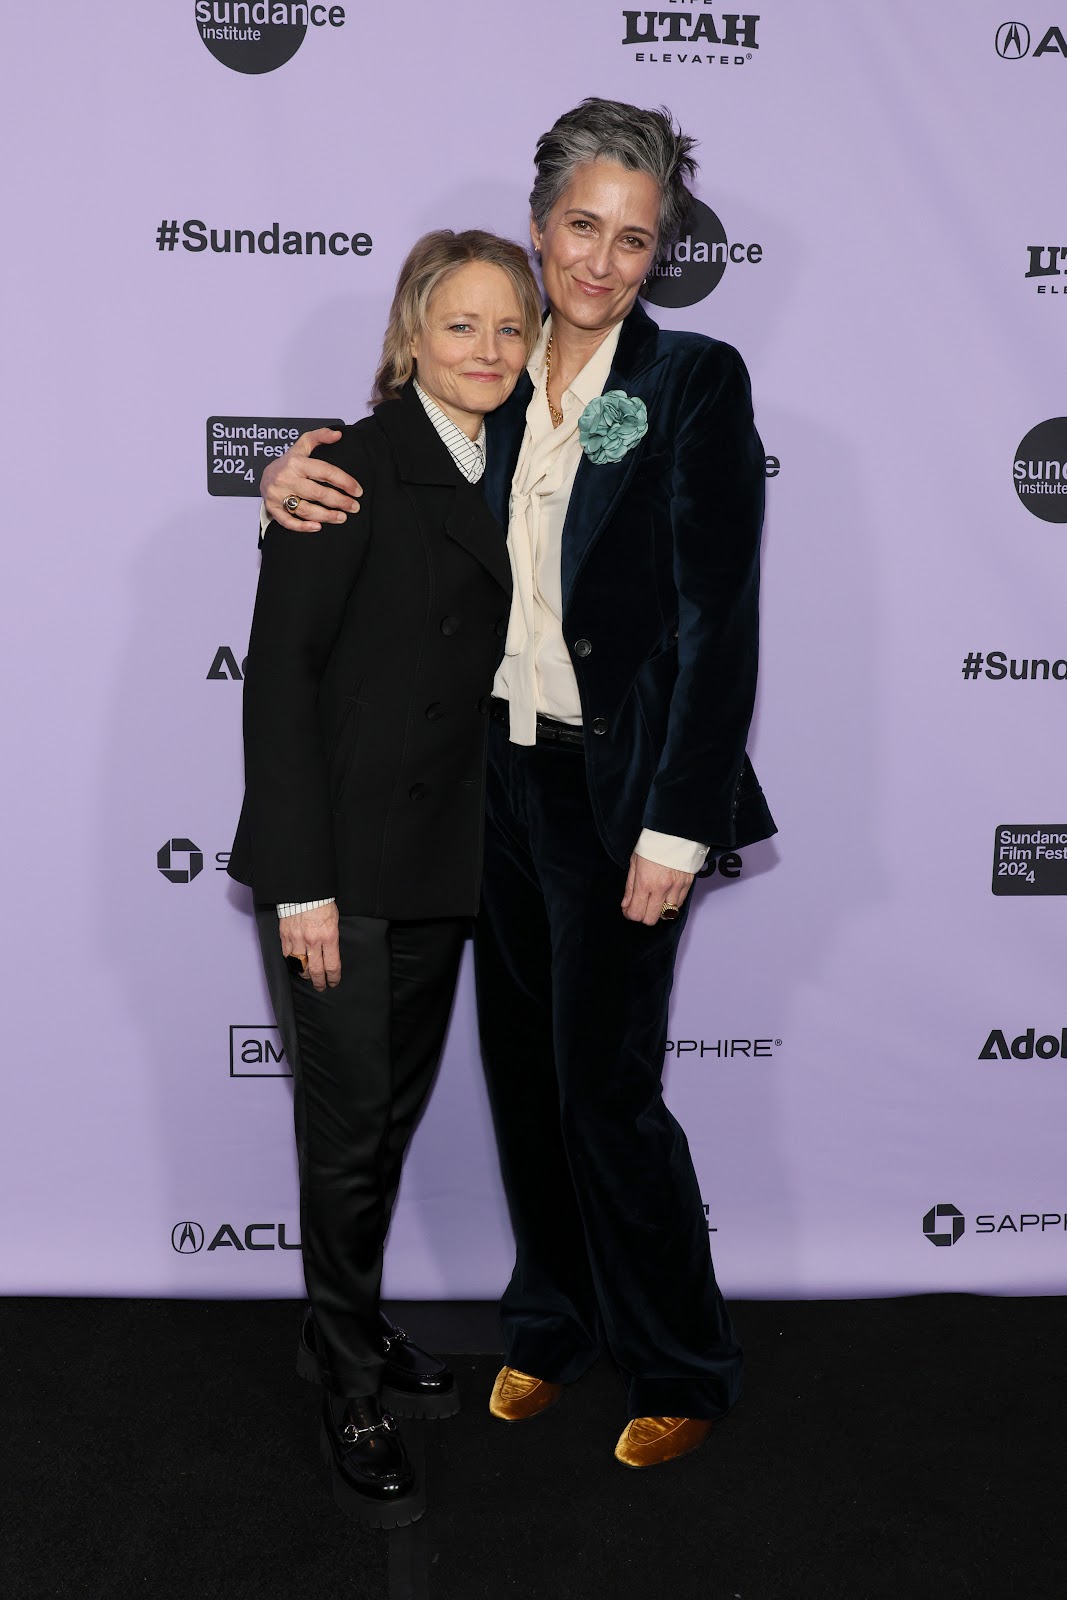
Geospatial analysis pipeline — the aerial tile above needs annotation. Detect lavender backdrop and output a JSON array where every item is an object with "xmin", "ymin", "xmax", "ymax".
[{"xmin": 3, "ymin": 2, "xmax": 1066, "ymax": 1299}]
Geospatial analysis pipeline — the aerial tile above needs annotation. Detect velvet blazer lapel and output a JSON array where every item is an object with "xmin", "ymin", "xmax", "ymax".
[
  {"xmin": 559, "ymin": 302, "xmax": 669, "ymax": 608},
  {"xmin": 376, "ymin": 382, "xmax": 511, "ymax": 595},
  {"xmin": 483, "ymin": 373, "xmax": 532, "ymax": 530}
]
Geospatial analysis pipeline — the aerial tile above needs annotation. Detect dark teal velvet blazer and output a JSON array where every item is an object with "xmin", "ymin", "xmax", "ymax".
[{"xmin": 483, "ymin": 301, "xmax": 775, "ymax": 867}]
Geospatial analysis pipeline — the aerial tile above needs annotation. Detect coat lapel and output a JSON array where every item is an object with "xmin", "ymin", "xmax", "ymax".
[
  {"xmin": 445, "ymin": 479, "xmax": 512, "ymax": 595},
  {"xmin": 377, "ymin": 381, "xmax": 511, "ymax": 595},
  {"xmin": 559, "ymin": 303, "xmax": 669, "ymax": 608}
]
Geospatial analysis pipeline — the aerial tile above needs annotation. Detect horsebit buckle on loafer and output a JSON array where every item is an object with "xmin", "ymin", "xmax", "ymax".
[
  {"xmin": 381, "ymin": 1328, "xmax": 408, "ymax": 1355},
  {"xmin": 341, "ymin": 1413, "xmax": 397, "ymax": 1445}
]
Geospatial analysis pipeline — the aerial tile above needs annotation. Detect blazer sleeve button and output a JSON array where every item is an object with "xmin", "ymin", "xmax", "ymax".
[
  {"xmin": 591, "ymin": 716, "xmax": 608, "ymax": 736},
  {"xmin": 409, "ymin": 783, "xmax": 426, "ymax": 801},
  {"xmin": 573, "ymin": 638, "xmax": 592, "ymax": 658},
  {"xmin": 425, "ymin": 702, "xmax": 442, "ymax": 720},
  {"xmin": 440, "ymin": 616, "xmax": 459, "ymax": 636}
]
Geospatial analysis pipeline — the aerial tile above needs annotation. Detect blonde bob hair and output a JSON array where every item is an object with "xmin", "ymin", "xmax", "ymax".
[{"xmin": 372, "ymin": 229, "xmax": 543, "ymax": 405}]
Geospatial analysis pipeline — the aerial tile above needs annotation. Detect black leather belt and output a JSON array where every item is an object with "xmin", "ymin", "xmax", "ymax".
[{"xmin": 489, "ymin": 697, "xmax": 584, "ymax": 747}]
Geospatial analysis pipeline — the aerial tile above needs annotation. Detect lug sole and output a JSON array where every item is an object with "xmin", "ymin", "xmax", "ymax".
[
  {"xmin": 382, "ymin": 1382, "xmax": 461, "ymax": 1420},
  {"xmin": 318, "ymin": 1422, "xmax": 426, "ymax": 1529},
  {"xmin": 299, "ymin": 1340, "xmax": 460, "ymax": 1419}
]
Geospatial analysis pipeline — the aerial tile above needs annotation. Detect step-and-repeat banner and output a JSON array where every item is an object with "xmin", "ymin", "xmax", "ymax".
[{"xmin": 3, "ymin": 3, "xmax": 1066, "ymax": 1300}]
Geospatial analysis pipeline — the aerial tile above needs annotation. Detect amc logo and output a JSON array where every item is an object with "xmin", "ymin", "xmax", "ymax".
[
  {"xmin": 172, "ymin": 1220, "xmax": 300, "ymax": 1253},
  {"xmin": 230, "ymin": 1025, "xmax": 291, "ymax": 1077}
]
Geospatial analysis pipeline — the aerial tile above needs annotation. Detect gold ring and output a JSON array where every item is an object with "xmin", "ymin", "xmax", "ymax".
[
  {"xmin": 660, "ymin": 903, "xmax": 680, "ymax": 923},
  {"xmin": 282, "ymin": 494, "xmax": 300, "ymax": 516}
]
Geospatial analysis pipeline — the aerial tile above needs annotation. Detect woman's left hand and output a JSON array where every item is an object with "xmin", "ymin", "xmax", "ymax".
[{"xmin": 621, "ymin": 853, "xmax": 694, "ymax": 926}]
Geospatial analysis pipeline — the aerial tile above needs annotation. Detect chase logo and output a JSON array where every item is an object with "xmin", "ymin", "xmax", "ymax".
[
  {"xmin": 172, "ymin": 1221, "xmax": 205, "ymax": 1254},
  {"xmin": 996, "ymin": 21, "xmax": 1031, "ymax": 55},
  {"xmin": 157, "ymin": 838, "xmax": 204, "ymax": 884},
  {"xmin": 923, "ymin": 1203, "xmax": 965, "ymax": 1247}
]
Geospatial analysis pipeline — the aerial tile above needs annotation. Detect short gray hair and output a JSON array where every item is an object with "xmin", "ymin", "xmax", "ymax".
[{"xmin": 529, "ymin": 98, "xmax": 698, "ymax": 263}]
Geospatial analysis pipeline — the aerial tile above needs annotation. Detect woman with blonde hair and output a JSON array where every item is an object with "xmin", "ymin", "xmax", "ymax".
[{"xmin": 228, "ymin": 228, "xmax": 540, "ymax": 1525}]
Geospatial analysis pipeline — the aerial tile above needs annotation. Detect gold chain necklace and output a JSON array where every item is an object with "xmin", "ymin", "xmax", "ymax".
[{"xmin": 544, "ymin": 337, "xmax": 565, "ymax": 429}]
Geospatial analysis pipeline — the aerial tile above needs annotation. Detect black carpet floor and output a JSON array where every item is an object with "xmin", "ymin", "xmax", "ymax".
[{"xmin": 4, "ymin": 1294, "xmax": 1063, "ymax": 1600}]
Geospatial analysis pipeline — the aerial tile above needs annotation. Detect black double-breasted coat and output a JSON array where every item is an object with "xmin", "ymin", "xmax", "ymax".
[{"xmin": 228, "ymin": 380, "xmax": 512, "ymax": 919}]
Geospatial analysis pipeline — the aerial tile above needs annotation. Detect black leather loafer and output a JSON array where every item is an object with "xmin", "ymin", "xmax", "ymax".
[
  {"xmin": 319, "ymin": 1395, "xmax": 425, "ymax": 1527},
  {"xmin": 379, "ymin": 1309, "xmax": 460, "ymax": 1420},
  {"xmin": 297, "ymin": 1307, "xmax": 460, "ymax": 1420}
]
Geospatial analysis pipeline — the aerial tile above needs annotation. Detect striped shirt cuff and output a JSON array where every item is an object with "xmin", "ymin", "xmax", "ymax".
[{"xmin": 277, "ymin": 898, "xmax": 336, "ymax": 919}]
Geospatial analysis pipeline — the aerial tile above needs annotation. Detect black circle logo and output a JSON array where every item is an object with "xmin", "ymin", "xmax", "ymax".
[
  {"xmin": 641, "ymin": 199, "xmax": 730, "ymax": 309},
  {"xmin": 172, "ymin": 1221, "xmax": 205, "ymax": 1254},
  {"xmin": 157, "ymin": 838, "xmax": 204, "ymax": 884},
  {"xmin": 195, "ymin": 3, "xmax": 310, "ymax": 75},
  {"xmin": 995, "ymin": 21, "xmax": 1031, "ymax": 57},
  {"xmin": 1013, "ymin": 419, "xmax": 1067, "ymax": 523},
  {"xmin": 923, "ymin": 1203, "xmax": 965, "ymax": 1248}
]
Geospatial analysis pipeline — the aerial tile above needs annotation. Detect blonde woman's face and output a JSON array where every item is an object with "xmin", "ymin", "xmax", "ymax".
[{"xmin": 410, "ymin": 261, "xmax": 529, "ymax": 438}]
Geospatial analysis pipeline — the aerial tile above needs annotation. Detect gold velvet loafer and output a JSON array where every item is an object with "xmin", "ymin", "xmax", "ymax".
[
  {"xmin": 614, "ymin": 1416, "xmax": 713, "ymax": 1468},
  {"xmin": 489, "ymin": 1366, "xmax": 564, "ymax": 1421}
]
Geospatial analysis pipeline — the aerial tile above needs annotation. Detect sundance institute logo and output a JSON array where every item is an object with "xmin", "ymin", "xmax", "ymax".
[
  {"xmin": 641, "ymin": 199, "xmax": 762, "ymax": 310},
  {"xmin": 195, "ymin": 2, "xmax": 346, "ymax": 75},
  {"xmin": 923, "ymin": 1203, "xmax": 965, "ymax": 1247},
  {"xmin": 1013, "ymin": 419, "xmax": 1067, "ymax": 523}
]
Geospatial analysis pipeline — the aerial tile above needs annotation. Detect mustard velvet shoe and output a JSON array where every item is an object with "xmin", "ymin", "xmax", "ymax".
[
  {"xmin": 489, "ymin": 1366, "xmax": 564, "ymax": 1421},
  {"xmin": 614, "ymin": 1416, "xmax": 713, "ymax": 1468}
]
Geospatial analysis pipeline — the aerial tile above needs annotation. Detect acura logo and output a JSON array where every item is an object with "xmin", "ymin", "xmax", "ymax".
[
  {"xmin": 996, "ymin": 21, "xmax": 1031, "ymax": 56},
  {"xmin": 172, "ymin": 1221, "xmax": 205, "ymax": 1254}
]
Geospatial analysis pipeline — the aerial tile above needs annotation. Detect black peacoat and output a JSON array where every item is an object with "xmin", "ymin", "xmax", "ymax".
[
  {"xmin": 228, "ymin": 380, "xmax": 512, "ymax": 919},
  {"xmin": 482, "ymin": 301, "xmax": 775, "ymax": 866}
]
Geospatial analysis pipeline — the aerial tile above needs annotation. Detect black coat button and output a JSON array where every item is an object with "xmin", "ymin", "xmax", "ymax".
[
  {"xmin": 592, "ymin": 716, "xmax": 607, "ymax": 736},
  {"xmin": 425, "ymin": 702, "xmax": 442, "ymax": 720},
  {"xmin": 441, "ymin": 616, "xmax": 459, "ymax": 637},
  {"xmin": 409, "ymin": 783, "xmax": 426, "ymax": 801},
  {"xmin": 477, "ymin": 696, "xmax": 491, "ymax": 714},
  {"xmin": 495, "ymin": 618, "xmax": 507, "ymax": 637},
  {"xmin": 574, "ymin": 638, "xmax": 592, "ymax": 658}
]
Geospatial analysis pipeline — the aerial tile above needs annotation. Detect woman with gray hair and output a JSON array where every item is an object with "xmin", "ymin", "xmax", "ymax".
[{"xmin": 262, "ymin": 98, "xmax": 775, "ymax": 1470}]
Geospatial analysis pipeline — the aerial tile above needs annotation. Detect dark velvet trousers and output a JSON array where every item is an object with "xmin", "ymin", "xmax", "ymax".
[
  {"xmin": 256, "ymin": 906, "xmax": 464, "ymax": 1398},
  {"xmin": 474, "ymin": 721, "xmax": 743, "ymax": 1420}
]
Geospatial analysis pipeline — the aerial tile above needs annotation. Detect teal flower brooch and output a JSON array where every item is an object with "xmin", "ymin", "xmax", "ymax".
[{"xmin": 578, "ymin": 390, "xmax": 648, "ymax": 465}]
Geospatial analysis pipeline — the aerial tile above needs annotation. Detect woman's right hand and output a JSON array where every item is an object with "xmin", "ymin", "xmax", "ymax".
[
  {"xmin": 279, "ymin": 903, "xmax": 341, "ymax": 991},
  {"xmin": 261, "ymin": 428, "xmax": 364, "ymax": 531}
]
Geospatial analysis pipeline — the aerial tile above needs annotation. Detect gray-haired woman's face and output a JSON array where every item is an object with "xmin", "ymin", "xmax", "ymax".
[{"xmin": 531, "ymin": 159, "xmax": 660, "ymax": 336}]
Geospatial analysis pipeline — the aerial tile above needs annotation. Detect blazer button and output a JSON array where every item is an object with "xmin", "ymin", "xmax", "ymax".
[
  {"xmin": 440, "ymin": 616, "xmax": 459, "ymax": 637},
  {"xmin": 409, "ymin": 783, "xmax": 426, "ymax": 801},
  {"xmin": 495, "ymin": 618, "xmax": 507, "ymax": 637},
  {"xmin": 425, "ymin": 702, "xmax": 442, "ymax": 720},
  {"xmin": 477, "ymin": 696, "xmax": 491, "ymax": 714},
  {"xmin": 591, "ymin": 716, "xmax": 608, "ymax": 736},
  {"xmin": 573, "ymin": 638, "xmax": 592, "ymax": 659}
]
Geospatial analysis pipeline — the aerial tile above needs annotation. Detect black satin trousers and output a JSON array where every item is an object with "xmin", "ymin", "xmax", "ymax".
[
  {"xmin": 473, "ymin": 722, "xmax": 743, "ymax": 1420},
  {"xmin": 256, "ymin": 906, "xmax": 465, "ymax": 1398}
]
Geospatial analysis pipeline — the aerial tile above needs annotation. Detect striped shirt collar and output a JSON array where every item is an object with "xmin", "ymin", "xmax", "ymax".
[{"xmin": 413, "ymin": 380, "xmax": 486, "ymax": 483}]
